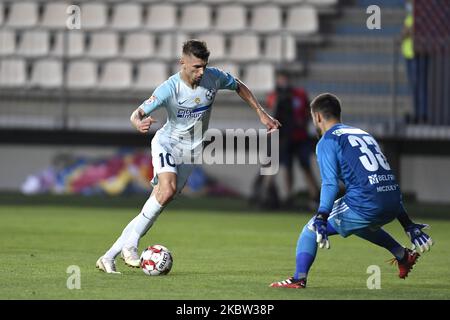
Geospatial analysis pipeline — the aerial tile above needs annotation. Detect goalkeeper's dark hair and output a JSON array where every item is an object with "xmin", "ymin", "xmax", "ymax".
[
  {"xmin": 310, "ymin": 93, "xmax": 342, "ymax": 120},
  {"xmin": 182, "ymin": 39, "xmax": 210, "ymax": 61}
]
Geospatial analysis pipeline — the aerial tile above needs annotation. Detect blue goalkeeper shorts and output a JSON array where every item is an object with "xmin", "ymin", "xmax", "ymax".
[{"xmin": 307, "ymin": 197, "xmax": 398, "ymax": 238}]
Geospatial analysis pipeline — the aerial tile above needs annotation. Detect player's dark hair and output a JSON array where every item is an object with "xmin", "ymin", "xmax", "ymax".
[
  {"xmin": 182, "ymin": 39, "xmax": 210, "ymax": 61},
  {"xmin": 310, "ymin": 93, "xmax": 342, "ymax": 120}
]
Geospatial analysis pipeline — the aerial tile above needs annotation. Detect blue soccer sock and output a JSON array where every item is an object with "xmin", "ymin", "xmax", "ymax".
[
  {"xmin": 354, "ymin": 227, "xmax": 405, "ymax": 260},
  {"xmin": 294, "ymin": 222, "xmax": 338, "ymax": 280}
]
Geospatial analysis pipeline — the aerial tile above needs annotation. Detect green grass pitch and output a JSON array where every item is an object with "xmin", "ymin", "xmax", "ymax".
[{"xmin": 1, "ymin": 197, "xmax": 449, "ymax": 300}]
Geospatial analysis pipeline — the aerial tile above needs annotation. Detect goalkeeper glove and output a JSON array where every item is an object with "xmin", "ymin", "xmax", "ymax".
[
  {"xmin": 405, "ymin": 223, "xmax": 433, "ymax": 253},
  {"xmin": 313, "ymin": 212, "xmax": 330, "ymax": 249}
]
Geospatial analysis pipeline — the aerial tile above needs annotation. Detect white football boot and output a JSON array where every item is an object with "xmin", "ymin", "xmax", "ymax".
[
  {"xmin": 96, "ymin": 256, "xmax": 121, "ymax": 274},
  {"xmin": 121, "ymin": 246, "xmax": 140, "ymax": 268}
]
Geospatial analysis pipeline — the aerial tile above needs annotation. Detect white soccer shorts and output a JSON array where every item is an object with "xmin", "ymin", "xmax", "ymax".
[{"xmin": 150, "ymin": 135, "xmax": 193, "ymax": 195}]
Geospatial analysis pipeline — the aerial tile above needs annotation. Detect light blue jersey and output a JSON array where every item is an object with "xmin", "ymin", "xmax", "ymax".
[
  {"xmin": 315, "ymin": 123, "xmax": 404, "ymax": 236},
  {"xmin": 139, "ymin": 67, "xmax": 237, "ymax": 153}
]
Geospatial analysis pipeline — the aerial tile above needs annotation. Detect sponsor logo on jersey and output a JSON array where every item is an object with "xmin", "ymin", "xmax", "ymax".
[
  {"xmin": 368, "ymin": 174, "xmax": 379, "ymax": 185},
  {"xmin": 177, "ymin": 105, "xmax": 211, "ymax": 118},
  {"xmin": 368, "ymin": 174, "xmax": 395, "ymax": 185},
  {"xmin": 376, "ymin": 184, "xmax": 398, "ymax": 192}
]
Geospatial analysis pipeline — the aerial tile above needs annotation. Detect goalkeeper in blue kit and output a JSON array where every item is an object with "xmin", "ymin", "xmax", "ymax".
[{"xmin": 270, "ymin": 93, "xmax": 433, "ymax": 289}]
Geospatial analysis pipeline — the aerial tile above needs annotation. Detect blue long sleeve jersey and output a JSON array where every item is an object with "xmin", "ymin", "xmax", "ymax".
[{"xmin": 317, "ymin": 123, "xmax": 405, "ymax": 220}]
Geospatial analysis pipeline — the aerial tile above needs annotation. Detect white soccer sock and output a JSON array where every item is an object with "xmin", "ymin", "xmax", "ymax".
[
  {"xmin": 104, "ymin": 215, "xmax": 140, "ymax": 260},
  {"xmin": 123, "ymin": 196, "xmax": 164, "ymax": 249},
  {"xmin": 103, "ymin": 196, "xmax": 164, "ymax": 260}
]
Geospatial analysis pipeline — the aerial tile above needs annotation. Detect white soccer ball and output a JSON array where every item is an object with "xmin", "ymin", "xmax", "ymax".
[{"xmin": 140, "ymin": 244, "xmax": 173, "ymax": 276}]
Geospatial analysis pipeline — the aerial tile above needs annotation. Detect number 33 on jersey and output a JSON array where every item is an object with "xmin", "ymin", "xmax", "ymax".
[{"xmin": 316, "ymin": 124, "xmax": 403, "ymax": 218}]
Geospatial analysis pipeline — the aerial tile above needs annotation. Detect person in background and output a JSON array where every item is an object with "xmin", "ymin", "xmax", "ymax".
[
  {"xmin": 266, "ymin": 70, "xmax": 319, "ymax": 210},
  {"xmin": 402, "ymin": 0, "xmax": 428, "ymax": 124}
]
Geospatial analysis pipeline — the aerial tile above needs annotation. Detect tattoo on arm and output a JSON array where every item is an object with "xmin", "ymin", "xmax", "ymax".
[
  {"xmin": 235, "ymin": 78, "xmax": 262, "ymax": 113},
  {"xmin": 130, "ymin": 108, "xmax": 145, "ymax": 129}
]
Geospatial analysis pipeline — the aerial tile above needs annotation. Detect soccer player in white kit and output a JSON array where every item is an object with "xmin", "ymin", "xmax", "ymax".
[{"xmin": 96, "ymin": 40, "xmax": 281, "ymax": 273}]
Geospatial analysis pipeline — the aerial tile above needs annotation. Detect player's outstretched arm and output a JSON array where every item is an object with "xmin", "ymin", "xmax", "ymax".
[
  {"xmin": 234, "ymin": 78, "xmax": 281, "ymax": 133},
  {"xmin": 312, "ymin": 139, "xmax": 340, "ymax": 250},
  {"xmin": 397, "ymin": 210, "xmax": 434, "ymax": 253},
  {"xmin": 130, "ymin": 107, "xmax": 157, "ymax": 134}
]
